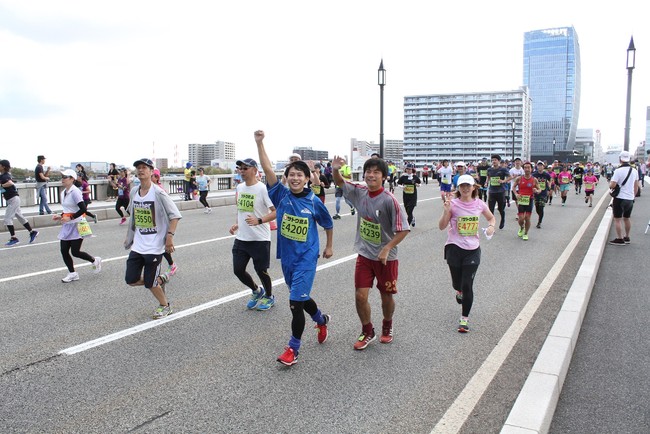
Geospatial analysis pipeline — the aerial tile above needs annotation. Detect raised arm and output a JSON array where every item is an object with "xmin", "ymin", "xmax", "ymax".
[
  {"xmin": 254, "ymin": 130, "xmax": 278, "ymax": 186},
  {"xmin": 331, "ymin": 155, "xmax": 346, "ymax": 188}
]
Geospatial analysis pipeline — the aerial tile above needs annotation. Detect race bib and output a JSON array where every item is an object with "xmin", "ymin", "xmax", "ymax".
[
  {"xmin": 442, "ymin": 177, "xmax": 450, "ymax": 184},
  {"xmin": 237, "ymin": 193, "xmax": 255, "ymax": 212},
  {"xmin": 404, "ymin": 185, "xmax": 415, "ymax": 194},
  {"xmin": 457, "ymin": 216, "xmax": 479, "ymax": 236},
  {"xmin": 585, "ymin": 183, "xmax": 594, "ymax": 190},
  {"xmin": 134, "ymin": 207, "xmax": 154, "ymax": 229},
  {"xmin": 575, "ymin": 174, "xmax": 582, "ymax": 179},
  {"xmin": 538, "ymin": 181, "xmax": 546, "ymax": 190},
  {"xmin": 480, "ymin": 170, "xmax": 488, "ymax": 177},
  {"xmin": 490, "ymin": 177, "xmax": 501, "ymax": 187},
  {"xmin": 118, "ymin": 188, "xmax": 124, "ymax": 196},
  {"xmin": 359, "ymin": 219, "xmax": 381, "ymax": 245},
  {"xmin": 281, "ymin": 213, "xmax": 309, "ymax": 242},
  {"xmin": 311, "ymin": 185, "xmax": 321, "ymax": 195},
  {"xmin": 518, "ymin": 195, "xmax": 531, "ymax": 206},
  {"xmin": 77, "ymin": 218, "xmax": 92, "ymax": 238},
  {"xmin": 561, "ymin": 176, "xmax": 569, "ymax": 184}
]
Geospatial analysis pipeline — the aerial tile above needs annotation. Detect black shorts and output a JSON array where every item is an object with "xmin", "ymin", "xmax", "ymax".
[
  {"xmin": 125, "ymin": 251, "xmax": 164, "ymax": 289},
  {"xmin": 444, "ymin": 244, "xmax": 481, "ymax": 267},
  {"xmin": 232, "ymin": 239, "xmax": 271, "ymax": 270},
  {"xmin": 612, "ymin": 198, "xmax": 634, "ymax": 219},
  {"xmin": 585, "ymin": 190, "xmax": 594, "ymax": 196}
]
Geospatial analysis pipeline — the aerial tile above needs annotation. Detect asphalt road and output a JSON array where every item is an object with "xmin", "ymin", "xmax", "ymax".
[{"xmin": 0, "ymin": 182, "xmax": 612, "ymax": 433}]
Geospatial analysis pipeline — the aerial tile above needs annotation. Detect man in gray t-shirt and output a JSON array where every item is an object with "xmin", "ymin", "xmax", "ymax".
[{"xmin": 332, "ymin": 156, "xmax": 409, "ymax": 350}]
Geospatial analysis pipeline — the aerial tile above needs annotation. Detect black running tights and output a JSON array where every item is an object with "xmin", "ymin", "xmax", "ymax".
[
  {"xmin": 60, "ymin": 239, "xmax": 94, "ymax": 272},
  {"xmin": 233, "ymin": 254, "xmax": 273, "ymax": 296},
  {"xmin": 199, "ymin": 190, "xmax": 209, "ymax": 208},
  {"xmin": 289, "ymin": 299, "xmax": 318, "ymax": 340},
  {"xmin": 449, "ymin": 264, "xmax": 479, "ymax": 317},
  {"xmin": 488, "ymin": 193, "xmax": 505, "ymax": 223},
  {"xmin": 535, "ymin": 200, "xmax": 545, "ymax": 224}
]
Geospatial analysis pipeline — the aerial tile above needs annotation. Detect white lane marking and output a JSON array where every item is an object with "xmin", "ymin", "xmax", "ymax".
[
  {"xmin": 0, "ymin": 234, "xmax": 236, "ymax": 284},
  {"xmin": 431, "ymin": 191, "xmax": 610, "ymax": 434},
  {"xmin": 59, "ymin": 253, "xmax": 358, "ymax": 355}
]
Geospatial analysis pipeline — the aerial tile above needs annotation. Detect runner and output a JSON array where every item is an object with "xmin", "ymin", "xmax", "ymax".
[
  {"xmin": 332, "ymin": 155, "xmax": 409, "ymax": 350},
  {"xmin": 396, "ymin": 163, "xmax": 421, "ymax": 227},
  {"xmin": 52, "ymin": 169, "xmax": 101, "ymax": 282},
  {"xmin": 0, "ymin": 159, "xmax": 39, "ymax": 246},
  {"xmin": 124, "ymin": 158, "xmax": 182, "ymax": 319},
  {"xmin": 115, "ymin": 167, "xmax": 131, "ymax": 225},
  {"xmin": 438, "ymin": 174, "xmax": 495, "ymax": 333},
  {"xmin": 557, "ymin": 164, "xmax": 573, "ymax": 206},
  {"xmin": 476, "ymin": 157, "xmax": 490, "ymax": 202},
  {"xmin": 255, "ymin": 131, "xmax": 333, "ymax": 367},
  {"xmin": 573, "ymin": 163, "xmax": 585, "ymax": 194},
  {"xmin": 438, "ymin": 159, "xmax": 453, "ymax": 200},
  {"xmin": 583, "ymin": 169, "xmax": 598, "ymax": 207},
  {"xmin": 196, "ymin": 167, "xmax": 212, "ymax": 213},
  {"xmin": 532, "ymin": 161, "xmax": 551, "ymax": 228},
  {"xmin": 509, "ymin": 158, "xmax": 524, "ymax": 203},
  {"xmin": 421, "ymin": 164, "xmax": 430, "ymax": 185},
  {"xmin": 387, "ymin": 161, "xmax": 397, "ymax": 193},
  {"xmin": 309, "ymin": 162, "xmax": 330, "ymax": 204},
  {"xmin": 451, "ymin": 161, "xmax": 467, "ymax": 190},
  {"xmin": 512, "ymin": 162, "xmax": 539, "ymax": 240},
  {"xmin": 485, "ymin": 154, "xmax": 510, "ymax": 229},
  {"xmin": 332, "ymin": 160, "xmax": 355, "ymax": 220},
  {"xmin": 229, "ymin": 157, "xmax": 277, "ymax": 311}
]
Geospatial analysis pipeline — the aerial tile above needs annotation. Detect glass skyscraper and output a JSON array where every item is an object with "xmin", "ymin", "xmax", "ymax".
[{"xmin": 523, "ymin": 27, "xmax": 581, "ymax": 161}]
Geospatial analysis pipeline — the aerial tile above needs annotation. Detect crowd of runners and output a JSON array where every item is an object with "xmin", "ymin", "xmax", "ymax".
[{"xmin": 1, "ymin": 141, "xmax": 646, "ymax": 367}]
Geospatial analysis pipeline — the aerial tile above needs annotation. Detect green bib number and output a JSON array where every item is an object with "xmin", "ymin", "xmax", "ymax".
[
  {"xmin": 134, "ymin": 207, "xmax": 154, "ymax": 229},
  {"xmin": 281, "ymin": 213, "xmax": 309, "ymax": 242},
  {"xmin": 490, "ymin": 177, "xmax": 501, "ymax": 187},
  {"xmin": 538, "ymin": 181, "xmax": 546, "ymax": 190},
  {"xmin": 311, "ymin": 185, "xmax": 321, "ymax": 195},
  {"xmin": 585, "ymin": 183, "xmax": 594, "ymax": 190},
  {"xmin": 442, "ymin": 177, "xmax": 450, "ymax": 184},
  {"xmin": 518, "ymin": 195, "xmax": 531, "ymax": 206},
  {"xmin": 480, "ymin": 169, "xmax": 488, "ymax": 177},
  {"xmin": 457, "ymin": 216, "xmax": 479, "ymax": 236},
  {"xmin": 237, "ymin": 193, "xmax": 255, "ymax": 212},
  {"xmin": 561, "ymin": 176, "xmax": 569, "ymax": 184},
  {"xmin": 359, "ymin": 219, "xmax": 381, "ymax": 245},
  {"xmin": 404, "ymin": 184, "xmax": 415, "ymax": 194}
]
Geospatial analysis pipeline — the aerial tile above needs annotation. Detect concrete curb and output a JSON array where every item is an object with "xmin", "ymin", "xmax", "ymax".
[{"xmin": 501, "ymin": 206, "xmax": 613, "ymax": 433}]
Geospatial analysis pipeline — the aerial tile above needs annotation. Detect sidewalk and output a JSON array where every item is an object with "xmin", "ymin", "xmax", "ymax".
[
  {"xmin": 0, "ymin": 189, "xmax": 237, "ymax": 233},
  {"xmin": 502, "ymin": 179, "xmax": 649, "ymax": 433}
]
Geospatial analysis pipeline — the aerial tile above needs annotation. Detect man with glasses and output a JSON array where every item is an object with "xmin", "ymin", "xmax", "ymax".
[{"xmin": 229, "ymin": 158, "xmax": 277, "ymax": 311}]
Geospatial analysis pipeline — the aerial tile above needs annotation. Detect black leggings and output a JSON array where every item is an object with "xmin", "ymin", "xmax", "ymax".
[
  {"xmin": 404, "ymin": 202, "xmax": 416, "ymax": 225},
  {"xmin": 60, "ymin": 239, "xmax": 95, "ymax": 272},
  {"xmin": 199, "ymin": 190, "xmax": 209, "ymax": 208},
  {"xmin": 535, "ymin": 198, "xmax": 546, "ymax": 223},
  {"xmin": 289, "ymin": 299, "xmax": 319, "ymax": 340},
  {"xmin": 116, "ymin": 197, "xmax": 130, "ymax": 218},
  {"xmin": 488, "ymin": 192, "xmax": 506, "ymax": 223},
  {"xmin": 449, "ymin": 264, "xmax": 479, "ymax": 317}
]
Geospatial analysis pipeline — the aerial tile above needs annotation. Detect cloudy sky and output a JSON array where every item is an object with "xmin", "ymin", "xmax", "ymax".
[{"xmin": 1, "ymin": 0, "xmax": 648, "ymax": 170}]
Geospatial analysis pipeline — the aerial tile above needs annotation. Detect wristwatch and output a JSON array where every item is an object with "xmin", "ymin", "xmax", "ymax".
[
  {"xmin": 167, "ymin": 232, "xmax": 175, "ymax": 236},
  {"xmin": 257, "ymin": 218, "xmax": 263, "ymax": 225}
]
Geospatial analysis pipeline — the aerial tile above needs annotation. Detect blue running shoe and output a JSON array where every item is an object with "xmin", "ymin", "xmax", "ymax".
[
  {"xmin": 246, "ymin": 286, "xmax": 265, "ymax": 310},
  {"xmin": 5, "ymin": 238, "xmax": 19, "ymax": 247},
  {"xmin": 29, "ymin": 231, "xmax": 39, "ymax": 244},
  {"xmin": 257, "ymin": 295, "xmax": 275, "ymax": 311}
]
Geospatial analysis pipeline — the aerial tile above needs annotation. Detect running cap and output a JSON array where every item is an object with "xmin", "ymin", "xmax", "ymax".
[
  {"xmin": 537, "ymin": 160, "xmax": 545, "ymax": 165},
  {"xmin": 152, "ymin": 168, "xmax": 161, "ymax": 176},
  {"xmin": 61, "ymin": 169, "xmax": 77, "ymax": 180},
  {"xmin": 235, "ymin": 158, "xmax": 258, "ymax": 169},
  {"xmin": 455, "ymin": 161, "xmax": 466, "ymax": 167},
  {"xmin": 289, "ymin": 153, "xmax": 301, "ymax": 160},
  {"xmin": 133, "ymin": 158, "xmax": 155, "ymax": 169},
  {"xmin": 457, "ymin": 174, "xmax": 475, "ymax": 186},
  {"xmin": 619, "ymin": 151, "xmax": 631, "ymax": 162}
]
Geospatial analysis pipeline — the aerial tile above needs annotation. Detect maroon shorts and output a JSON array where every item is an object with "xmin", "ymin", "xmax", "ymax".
[{"xmin": 354, "ymin": 255, "xmax": 399, "ymax": 294}]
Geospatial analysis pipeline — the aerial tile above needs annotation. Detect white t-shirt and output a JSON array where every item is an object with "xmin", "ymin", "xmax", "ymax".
[
  {"xmin": 611, "ymin": 165, "xmax": 639, "ymax": 200},
  {"xmin": 509, "ymin": 167, "xmax": 524, "ymax": 190},
  {"xmin": 438, "ymin": 166, "xmax": 453, "ymax": 184},
  {"xmin": 236, "ymin": 181, "xmax": 274, "ymax": 242},
  {"xmin": 132, "ymin": 187, "xmax": 169, "ymax": 255}
]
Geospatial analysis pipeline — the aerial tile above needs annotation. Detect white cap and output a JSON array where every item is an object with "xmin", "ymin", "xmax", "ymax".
[
  {"xmin": 619, "ymin": 151, "xmax": 631, "ymax": 162},
  {"xmin": 61, "ymin": 169, "xmax": 77, "ymax": 180},
  {"xmin": 455, "ymin": 161, "xmax": 466, "ymax": 167},
  {"xmin": 457, "ymin": 174, "xmax": 475, "ymax": 186}
]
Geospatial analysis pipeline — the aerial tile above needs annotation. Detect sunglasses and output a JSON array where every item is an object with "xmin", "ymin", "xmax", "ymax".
[
  {"xmin": 239, "ymin": 166, "xmax": 250, "ymax": 171},
  {"xmin": 61, "ymin": 176, "xmax": 73, "ymax": 180}
]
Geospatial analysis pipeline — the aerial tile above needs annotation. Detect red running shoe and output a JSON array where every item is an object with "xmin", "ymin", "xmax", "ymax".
[
  {"xmin": 277, "ymin": 347, "xmax": 298, "ymax": 366},
  {"xmin": 353, "ymin": 330, "xmax": 376, "ymax": 350},
  {"xmin": 315, "ymin": 314, "xmax": 330, "ymax": 344}
]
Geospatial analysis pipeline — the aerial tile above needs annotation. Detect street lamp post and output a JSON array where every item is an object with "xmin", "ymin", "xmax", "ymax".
[
  {"xmin": 511, "ymin": 119, "xmax": 516, "ymax": 161},
  {"xmin": 552, "ymin": 138, "xmax": 556, "ymax": 160},
  {"xmin": 378, "ymin": 59, "xmax": 386, "ymax": 158},
  {"xmin": 624, "ymin": 36, "xmax": 636, "ymax": 152}
]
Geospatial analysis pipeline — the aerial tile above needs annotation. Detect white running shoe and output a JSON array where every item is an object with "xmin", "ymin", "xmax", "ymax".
[
  {"xmin": 92, "ymin": 257, "xmax": 102, "ymax": 273},
  {"xmin": 62, "ymin": 272, "xmax": 80, "ymax": 283}
]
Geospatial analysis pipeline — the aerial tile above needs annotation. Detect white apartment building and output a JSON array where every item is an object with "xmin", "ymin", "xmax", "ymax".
[
  {"xmin": 403, "ymin": 88, "xmax": 532, "ymax": 166},
  {"xmin": 188, "ymin": 141, "xmax": 236, "ymax": 167}
]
